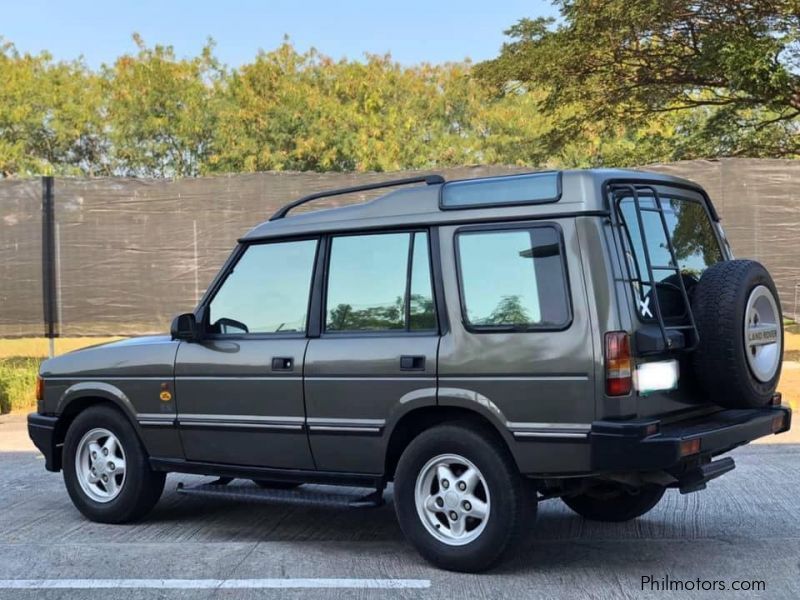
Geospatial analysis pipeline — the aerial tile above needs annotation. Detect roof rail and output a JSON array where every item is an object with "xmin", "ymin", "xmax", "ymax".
[{"xmin": 269, "ymin": 174, "xmax": 445, "ymax": 221}]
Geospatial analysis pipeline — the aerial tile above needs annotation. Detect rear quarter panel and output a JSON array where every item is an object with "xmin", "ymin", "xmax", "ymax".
[{"xmin": 436, "ymin": 218, "xmax": 597, "ymax": 474}]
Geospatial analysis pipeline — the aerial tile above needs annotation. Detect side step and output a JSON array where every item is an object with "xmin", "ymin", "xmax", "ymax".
[
  {"xmin": 176, "ymin": 481, "xmax": 385, "ymax": 509},
  {"xmin": 677, "ymin": 457, "xmax": 736, "ymax": 494}
]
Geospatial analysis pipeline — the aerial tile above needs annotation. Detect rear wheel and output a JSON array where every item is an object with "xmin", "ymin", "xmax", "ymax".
[
  {"xmin": 394, "ymin": 422, "xmax": 535, "ymax": 572},
  {"xmin": 63, "ymin": 405, "xmax": 165, "ymax": 523},
  {"xmin": 562, "ymin": 484, "xmax": 665, "ymax": 522}
]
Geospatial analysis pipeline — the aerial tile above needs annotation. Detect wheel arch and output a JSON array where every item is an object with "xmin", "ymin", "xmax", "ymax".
[
  {"xmin": 52, "ymin": 384, "xmax": 141, "ymax": 469},
  {"xmin": 383, "ymin": 405, "xmax": 519, "ymax": 481}
]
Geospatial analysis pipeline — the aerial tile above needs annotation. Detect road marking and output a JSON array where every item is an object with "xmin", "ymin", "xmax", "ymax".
[{"xmin": 0, "ymin": 578, "xmax": 431, "ymax": 589}]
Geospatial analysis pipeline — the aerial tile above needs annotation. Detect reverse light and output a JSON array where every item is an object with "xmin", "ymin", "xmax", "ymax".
[{"xmin": 605, "ymin": 332, "xmax": 632, "ymax": 396}]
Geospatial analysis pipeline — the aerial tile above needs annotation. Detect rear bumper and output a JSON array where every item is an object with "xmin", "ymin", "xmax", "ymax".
[
  {"xmin": 591, "ymin": 404, "xmax": 791, "ymax": 471},
  {"xmin": 27, "ymin": 413, "xmax": 61, "ymax": 472}
]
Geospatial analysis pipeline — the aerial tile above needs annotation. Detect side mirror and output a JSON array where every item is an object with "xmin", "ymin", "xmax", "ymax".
[{"xmin": 171, "ymin": 313, "xmax": 201, "ymax": 341}]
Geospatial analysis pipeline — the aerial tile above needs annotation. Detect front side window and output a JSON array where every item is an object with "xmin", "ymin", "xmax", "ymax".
[
  {"xmin": 208, "ymin": 239, "xmax": 317, "ymax": 334},
  {"xmin": 617, "ymin": 191, "xmax": 723, "ymax": 319},
  {"xmin": 326, "ymin": 231, "xmax": 436, "ymax": 332},
  {"xmin": 456, "ymin": 226, "xmax": 570, "ymax": 330}
]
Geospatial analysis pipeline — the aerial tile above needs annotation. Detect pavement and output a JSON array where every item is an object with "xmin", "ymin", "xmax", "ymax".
[{"xmin": 1, "ymin": 412, "xmax": 799, "ymax": 599}]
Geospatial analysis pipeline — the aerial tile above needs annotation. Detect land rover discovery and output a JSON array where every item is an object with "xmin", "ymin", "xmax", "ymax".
[{"xmin": 28, "ymin": 170, "xmax": 791, "ymax": 571}]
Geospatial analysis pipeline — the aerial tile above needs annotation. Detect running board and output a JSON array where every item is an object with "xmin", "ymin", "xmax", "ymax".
[{"xmin": 175, "ymin": 481, "xmax": 385, "ymax": 509}]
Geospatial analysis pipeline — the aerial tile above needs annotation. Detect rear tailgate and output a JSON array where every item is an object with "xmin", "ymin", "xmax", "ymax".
[{"xmin": 607, "ymin": 181, "xmax": 728, "ymax": 418}]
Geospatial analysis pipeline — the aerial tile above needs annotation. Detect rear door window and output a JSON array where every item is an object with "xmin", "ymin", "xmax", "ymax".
[{"xmin": 325, "ymin": 231, "xmax": 436, "ymax": 332}]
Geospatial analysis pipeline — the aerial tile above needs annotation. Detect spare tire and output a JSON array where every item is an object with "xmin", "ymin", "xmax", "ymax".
[{"xmin": 691, "ymin": 260, "xmax": 783, "ymax": 408}]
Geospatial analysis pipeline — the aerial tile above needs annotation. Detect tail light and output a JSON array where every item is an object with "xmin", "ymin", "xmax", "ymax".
[{"xmin": 605, "ymin": 332, "xmax": 632, "ymax": 396}]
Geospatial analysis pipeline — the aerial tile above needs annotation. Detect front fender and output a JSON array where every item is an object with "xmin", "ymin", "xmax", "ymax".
[{"xmin": 57, "ymin": 381, "xmax": 139, "ymax": 425}]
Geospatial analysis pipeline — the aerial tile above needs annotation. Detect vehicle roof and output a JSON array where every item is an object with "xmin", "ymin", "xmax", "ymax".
[{"xmin": 241, "ymin": 168, "xmax": 704, "ymax": 242}]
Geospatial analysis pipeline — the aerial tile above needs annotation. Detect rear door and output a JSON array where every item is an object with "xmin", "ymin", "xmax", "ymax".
[
  {"xmin": 175, "ymin": 238, "xmax": 318, "ymax": 469},
  {"xmin": 304, "ymin": 230, "xmax": 439, "ymax": 473},
  {"xmin": 611, "ymin": 183, "xmax": 726, "ymax": 416}
]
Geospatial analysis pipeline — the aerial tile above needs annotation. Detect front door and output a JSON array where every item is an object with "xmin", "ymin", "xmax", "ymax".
[{"xmin": 175, "ymin": 238, "xmax": 318, "ymax": 469}]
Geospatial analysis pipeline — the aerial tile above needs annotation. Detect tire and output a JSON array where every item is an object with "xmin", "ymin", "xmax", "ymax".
[
  {"xmin": 63, "ymin": 405, "xmax": 165, "ymax": 523},
  {"xmin": 393, "ymin": 422, "xmax": 536, "ymax": 572},
  {"xmin": 252, "ymin": 480, "xmax": 301, "ymax": 490},
  {"xmin": 562, "ymin": 484, "xmax": 665, "ymax": 522},
  {"xmin": 691, "ymin": 259, "xmax": 783, "ymax": 408}
]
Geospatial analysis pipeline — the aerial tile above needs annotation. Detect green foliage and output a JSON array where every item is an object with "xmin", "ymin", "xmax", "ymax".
[
  {"xmin": 476, "ymin": 1, "xmax": 800, "ymax": 160},
  {"xmin": 3, "ymin": 7, "xmax": 800, "ymax": 179},
  {"xmin": 0, "ymin": 357, "xmax": 40, "ymax": 414},
  {"xmin": 103, "ymin": 34, "xmax": 223, "ymax": 177},
  {"xmin": 486, "ymin": 295, "xmax": 531, "ymax": 326},
  {"xmin": 208, "ymin": 44, "xmax": 488, "ymax": 172},
  {"xmin": 0, "ymin": 41, "xmax": 103, "ymax": 177},
  {"xmin": 670, "ymin": 199, "xmax": 723, "ymax": 266}
]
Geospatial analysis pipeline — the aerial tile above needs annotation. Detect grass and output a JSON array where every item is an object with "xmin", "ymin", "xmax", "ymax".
[
  {"xmin": 0, "ymin": 357, "xmax": 41, "ymax": 414},
  {"xmin": 0, "ymin": 337, "xmax": 121, "ymax": 359}
]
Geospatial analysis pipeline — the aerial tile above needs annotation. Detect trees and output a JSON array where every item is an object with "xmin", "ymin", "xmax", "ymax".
[
  {"xmin": 0, "ymin": 40, "xmax": 103, "ymax": 177},
  {"xmin": 103, "ymin": 35, "xmax": 223, "ymax": 177},
  {"xmin": 475, "ymin": 1, "xmax": 800, "ymax": 159},
  {"xmin": 207, "ymin": 43, "xmax": 490, "ymax": 173},
  {"xmin": 3, "ymin": 6, "xmax": 800, "ymax": 180}
]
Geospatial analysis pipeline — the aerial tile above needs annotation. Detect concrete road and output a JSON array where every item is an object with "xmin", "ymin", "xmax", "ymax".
[{"xmin": 1, "ymin": 412, "xmax": 799, "ymax": 599}]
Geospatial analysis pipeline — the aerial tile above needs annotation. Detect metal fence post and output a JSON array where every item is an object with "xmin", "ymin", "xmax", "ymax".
[{"xmin": 41, "ymin": 176, "xmax": 59, "ymax": 357}]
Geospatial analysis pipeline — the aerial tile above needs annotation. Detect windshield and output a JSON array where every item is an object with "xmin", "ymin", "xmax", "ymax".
[{"xmin": 617, "ymin": 190, "xmax": 723, "ymax": 321}]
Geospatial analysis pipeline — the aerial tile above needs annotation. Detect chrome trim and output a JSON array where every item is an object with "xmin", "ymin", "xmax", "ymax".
[
  {"xmin": 307, "ymin": 417, "xmax": 385, "ymax": 435},
  {"xmin": 137, "ymin": 413, "xmax": 175, "ymax": 420},
  {"xmin": 177, "ymin": 414, "xmax": 305, "ymax": 431},
  {"xmin": 304, "ymin": 377, "xmax": 433, "ymax": 382},
  {"xmin": 309, "ymin": 425, "xmax": 382, "ymax": 434},
  {"xmin": 507, "ymin": 421, "xmax": 591, "ymax": 440},
  {"xmin": 506, "ymin": 421, "xmax": 591, "ymax": 431},
  {"xmin": 181, "ymin": 422, "xmax": 303, "ymax": 431},
  {"xmin": 176, "ymin": 376, "xmax": 302, "ymax": 381},
  {"xmin": 512, "ymin": 431, "xmax": 589, "ymax": 439},
  {"xmin": 136, "ymin": 413, "xmax": 176, "ymax": 427},
  {"xmin": 441, "ymin": 375, "xmax": 589, "ymax": 382},
  {"xmin": 47, "ymin": 376, "xmax": 167, "ymax": 381}
]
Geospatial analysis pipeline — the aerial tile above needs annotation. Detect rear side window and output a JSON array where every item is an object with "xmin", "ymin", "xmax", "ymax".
[
  {"xmin": 326, "ymin": 231, "xmax": 436, "ymax": 332},
  {"xmin": 456, "ymin": 226, "xmax": 571, "ymax": 331}
]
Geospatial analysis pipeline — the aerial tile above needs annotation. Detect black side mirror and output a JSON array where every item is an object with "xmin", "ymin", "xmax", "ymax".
[{"xmin": 171, "ymin": 312, "xmax": 201, "ymax": 341}]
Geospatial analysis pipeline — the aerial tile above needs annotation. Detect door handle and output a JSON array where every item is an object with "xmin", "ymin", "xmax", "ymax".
[
  {"xmin": 271, "ymin": 357, "xmax": 294, "ymax": 371},
  {"xmin": 400, "ymin": 355, "xmax": 426, "ymax": 371}
]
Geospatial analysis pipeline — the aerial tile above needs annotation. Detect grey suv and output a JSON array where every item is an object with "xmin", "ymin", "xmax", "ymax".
[{"xmin": 28, "ymin": 170, "xmax": 790, "ymax": 572}]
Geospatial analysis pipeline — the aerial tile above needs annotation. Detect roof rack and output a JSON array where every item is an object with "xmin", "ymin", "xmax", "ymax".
[{"xmin": 269, "ymin": 174, "xmax": 445, "ymax": 221}]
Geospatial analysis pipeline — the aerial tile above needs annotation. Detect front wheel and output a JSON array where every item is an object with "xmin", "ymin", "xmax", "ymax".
[
  {"xmin": 63, "ymin": 405, "xmax": 165, "ymax": 523},
  {"xmin": 562, "ymin": 484, "xmax": 665, "ymax": 522},
  {"xmin": 393, "ymin": 422, "xmax": 536, "ymax": 572}
]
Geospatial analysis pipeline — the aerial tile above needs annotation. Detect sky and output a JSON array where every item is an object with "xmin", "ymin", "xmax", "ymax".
[{"xmin": 0, "ymin": 0, "xmax": 559, "ymax": 68}]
